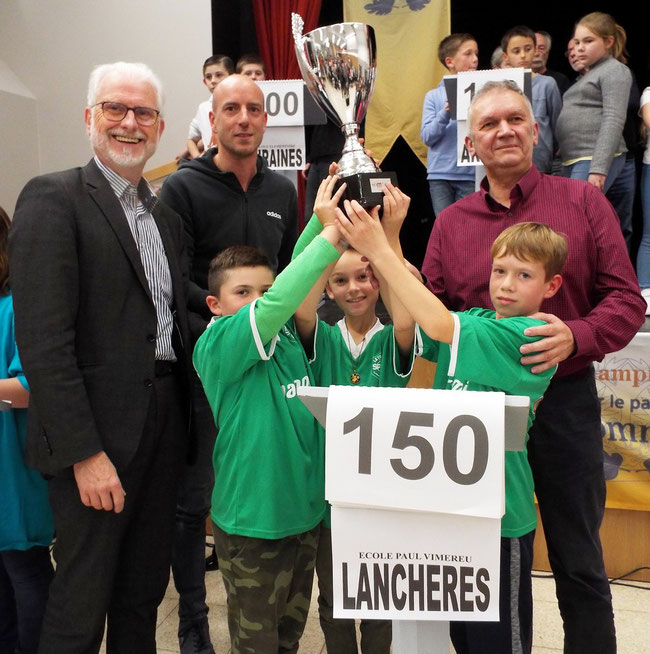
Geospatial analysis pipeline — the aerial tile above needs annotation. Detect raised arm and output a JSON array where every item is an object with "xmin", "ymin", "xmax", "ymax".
[
  {"xmin": 293, "ymin": 176, "xmax": 346, "ymax": 347},
  {"xmin": 254, "ymin": 223, "xmax": 345, "ymax": 345},
  {"xmin": 373, "ymin": 184, "xmax": 415, "ymax": 356},
  {"xmin": 336, "ymin": 200, "xmax": 455, "ymax": 344}
]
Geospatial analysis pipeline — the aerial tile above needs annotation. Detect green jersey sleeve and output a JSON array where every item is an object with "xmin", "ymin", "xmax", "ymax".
[
  {"xmin": 451, "ymin": 310, "xmax": 556, "ymax": 396},
  {"xmin": 254, "ymin": 235, "xmax": 339, "ymax": 343},
  {"xmin": 416, "ymin": 324, "xmax": 441, "ymax": 363},
  {"xmin": 291, "ymin": 213, "xmax": 323, "ymax": 260},
  {"xmin": 192, "ymin": 234, "xmax": 337, "ymax": 384}
]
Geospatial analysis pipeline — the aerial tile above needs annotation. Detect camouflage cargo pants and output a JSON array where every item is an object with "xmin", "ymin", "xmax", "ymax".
[{"xmin": 212, "ymin": 523, "xmax": 319, "ymax": 654}]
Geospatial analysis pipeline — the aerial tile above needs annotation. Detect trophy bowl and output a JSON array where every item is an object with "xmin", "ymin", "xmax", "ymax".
[{"xmin": 292, "ymin": 13, "xmax": 397, "ymax": 210}]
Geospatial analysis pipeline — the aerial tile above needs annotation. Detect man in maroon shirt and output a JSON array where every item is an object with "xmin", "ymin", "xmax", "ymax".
[{"xmin": 421, "ymin": 80, "xmax": 645, "ymax": 654}]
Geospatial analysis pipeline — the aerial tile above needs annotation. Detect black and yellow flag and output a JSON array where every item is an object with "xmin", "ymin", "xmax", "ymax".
[{"xmin": 344, "ymin": 0, "xmax": 450, "ymax": 166}]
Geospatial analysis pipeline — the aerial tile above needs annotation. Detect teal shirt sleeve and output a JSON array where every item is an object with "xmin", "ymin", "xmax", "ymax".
[
  {"xmin": 8, "ymin": 347, "xmax": 29, "ymax": 391},
  {"xmin": 255, "ymin": 235, "xmax": 338, "ymax": 343},
  {"xmin": 5, "ymin": 301, "xmax": 29, "ymax": 391}
]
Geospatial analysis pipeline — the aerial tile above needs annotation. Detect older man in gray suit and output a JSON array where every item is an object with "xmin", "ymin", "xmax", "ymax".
[{"xmin": 9, "ymin": 62, "xmax": 191, "ymax": 654}]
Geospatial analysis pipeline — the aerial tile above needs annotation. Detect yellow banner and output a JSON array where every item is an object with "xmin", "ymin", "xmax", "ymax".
[
  {"xmin": 596, "ymin": 332, "xmax": 650, "ymax": 511},
  {"xmin": 343, "ymin": 0, "xmax": 450, "ymax": 165}
]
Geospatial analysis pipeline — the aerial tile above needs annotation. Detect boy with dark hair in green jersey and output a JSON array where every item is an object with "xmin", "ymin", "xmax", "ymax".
[
  {"xmin": 336, "ymin": 206, "xmax": 567, "ymax": 654},
  {"xmin": 292, "ymin": 176, "xmax": 416, "ymax": 654},
  {"xmin": 193, "ymin": 216, "xmax": 345, "ymax": 654}
]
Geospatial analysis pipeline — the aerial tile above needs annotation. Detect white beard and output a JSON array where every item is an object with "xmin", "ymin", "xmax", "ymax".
[{"xmin": 89, "ymin": 120, "xmax": 156, "ymax": 170}]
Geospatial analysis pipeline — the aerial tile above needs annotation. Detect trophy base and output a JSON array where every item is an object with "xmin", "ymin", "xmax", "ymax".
[{"xmin": 335, "ymin": 171, "xmax": 399, "ymax": 213}]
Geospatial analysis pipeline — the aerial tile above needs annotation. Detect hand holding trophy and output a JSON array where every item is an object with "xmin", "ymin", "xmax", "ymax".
[{"xmin": 292, "ymin": 13, "xmax": 398, "ymax": 210}]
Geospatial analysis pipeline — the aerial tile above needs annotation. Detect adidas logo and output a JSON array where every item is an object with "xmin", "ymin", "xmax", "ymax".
[{"xmin": 267, "ymin": 210, "xmax": 281, "ymax": 220}]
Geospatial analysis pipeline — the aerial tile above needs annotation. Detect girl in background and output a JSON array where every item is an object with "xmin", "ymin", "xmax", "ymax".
[
  {"xmin": 636, "ymin": 89, "xmax": 650, "ymax": 313},
  {"xmin": 0, "ymin": 205, "xmax": 54, "ymax": 654},
  {"xmin": 556, "ymin": 12, "xmax": 631, "ymax": 192}
]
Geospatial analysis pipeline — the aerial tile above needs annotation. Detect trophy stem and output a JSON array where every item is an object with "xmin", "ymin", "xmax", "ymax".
[{"xmin": 338, "ymin": 123, "xmax": 378, "ymax": 176}]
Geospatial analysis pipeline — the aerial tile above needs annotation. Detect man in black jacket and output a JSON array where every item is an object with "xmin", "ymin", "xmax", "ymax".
[
  {"xmin": 160, "ymin": 73, "xmax": 298, "ymax": 654},
  {"xmin": 9, "ymin": 62, "xmax": 192, "ymax": 654}
]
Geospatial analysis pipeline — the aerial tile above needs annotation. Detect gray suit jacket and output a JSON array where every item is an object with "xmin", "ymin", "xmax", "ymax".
[{"xmin": 9, "ymin": 159, "xmax": 192, "ymax": 476}]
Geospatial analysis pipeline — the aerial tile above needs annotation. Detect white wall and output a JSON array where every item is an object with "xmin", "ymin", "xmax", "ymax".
[
  {"xmin": 0, "ymin": 60, "xmax": 39, "ymax": 215},
  {"xmin": 0, "ymin": 0, "xmax": 211, "ymax": 213}
]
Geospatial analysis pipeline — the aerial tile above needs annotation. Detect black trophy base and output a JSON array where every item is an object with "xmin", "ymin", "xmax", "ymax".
[{"xmin": 335, "ymin": 171, "xmax": 399, "ymax": 213}]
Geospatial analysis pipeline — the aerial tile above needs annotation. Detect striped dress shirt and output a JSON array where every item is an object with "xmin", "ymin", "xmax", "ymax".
[{"xmin": 95, "ymin": 156, "xmax": 176, "ymax": 361}]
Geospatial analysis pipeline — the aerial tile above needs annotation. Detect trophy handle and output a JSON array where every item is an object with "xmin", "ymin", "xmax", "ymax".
[
  {"xmin": 291, "ymin": 12, "xmax": 304, "ymax": 43},
  {"xmin": 291, "ymin": 13, "xmax": 318, "ymax": 79}
]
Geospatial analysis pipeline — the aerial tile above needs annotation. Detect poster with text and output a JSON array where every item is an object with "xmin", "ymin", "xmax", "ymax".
[
  {"xmin": 595, "ymin": 332, "xmax": 650, "ymax": 511},
  {"xmin": 331, "ymin": 506, "xmax": 501, "ymax": 620}
]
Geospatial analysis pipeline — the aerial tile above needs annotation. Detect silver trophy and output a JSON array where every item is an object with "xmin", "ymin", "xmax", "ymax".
[{"xmin": 292, "ymin": 13, "xmax": 397, "ymax": 209}]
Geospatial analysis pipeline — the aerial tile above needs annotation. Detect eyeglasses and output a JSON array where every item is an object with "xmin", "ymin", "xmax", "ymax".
[{"xmin": 92, "ymin": 101, "xmax": 160, "ymax": 126}]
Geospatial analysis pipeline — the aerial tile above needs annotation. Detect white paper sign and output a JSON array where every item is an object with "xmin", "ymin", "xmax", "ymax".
[
  {"xmin": 325, "ymin": 387, "xmax": 505, "ymax": 519},
  {"xmin": 331, "ymin": 506, "xmax": 501, "ymax": 621},
  {"xmin": 257, "ymin": 79, "xmax": 305, "ymax": 127},
  {"xmin": 258, "ymin": 125, "xmax": 306, "ymax": 170},
  {"xmin": 455, "ymin": 68, "xmax": 527, "ymax": 167}
]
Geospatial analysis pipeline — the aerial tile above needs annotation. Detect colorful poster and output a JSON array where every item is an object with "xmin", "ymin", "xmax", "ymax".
[{"xmin": 595, "ymin": 332, "xmax": 650, "ymax": 511}]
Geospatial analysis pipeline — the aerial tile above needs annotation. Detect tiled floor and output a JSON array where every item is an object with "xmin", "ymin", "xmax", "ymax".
[{"xmin": 145, "ymin": 558, "xmax": 650, "ymax": 653}]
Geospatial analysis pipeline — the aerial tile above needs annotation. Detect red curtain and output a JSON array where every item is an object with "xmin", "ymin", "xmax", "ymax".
[
  {"xmin": 250, "ymin": 0, "xmax": 322, "ymax": 81},
  {"xmin": 250, "ymin": 0, "xmax": 322, "ymax": 228}
]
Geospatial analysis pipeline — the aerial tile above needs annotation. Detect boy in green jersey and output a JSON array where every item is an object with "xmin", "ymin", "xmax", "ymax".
[
  {"xmin": 293, "ymin": 176, "xmax": 416, "ymax": 653},
  {"xmin": 192, "ymin": 216, "xmax": 346, "ymax": 653},
  {"xmin": 336, "ymin": 206, "xmax": 567, "ymax": 654}
]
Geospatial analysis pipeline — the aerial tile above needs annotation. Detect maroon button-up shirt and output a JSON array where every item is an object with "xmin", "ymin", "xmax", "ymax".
[{"xmin": 421, "ymin": 166, "xmax": 645, "ymax": 377}]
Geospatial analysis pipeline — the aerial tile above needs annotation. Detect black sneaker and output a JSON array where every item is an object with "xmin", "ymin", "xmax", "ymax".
[
  {"xmin": 179, "ymin": 620, "xmax": 215, "ymax": 654},
  {"xmin": 205, "ymin": 545, "xmax": 219, "ymax": 572}
]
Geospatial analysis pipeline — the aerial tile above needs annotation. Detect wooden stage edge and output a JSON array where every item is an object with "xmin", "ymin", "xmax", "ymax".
[{"xmin": 533, "ymin": 505, "xmax": 650, "ymax": 583}]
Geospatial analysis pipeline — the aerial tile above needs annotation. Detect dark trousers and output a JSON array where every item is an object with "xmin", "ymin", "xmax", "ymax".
[
  {"xmin": 316, "ymin": 526, "xmax": 392, "ymax": 654},
  {"xmin": 450, "ymin": 532, "xmax": 534, "ymax": 654},
  {"xmin": 38, "ymin": 372, "xmax": 185, "ymax": 654},
  {"xmin": 605, "ymin": 156, "xmax": 635, "ymax": 252},
  {"xmin": 171, "ymin": 378, "xmax": 217, "ymax": 634},
  {"xmin": 527, "ymin": 372, "xmax": 616, "ymax": 654},
  {"xmin": 0, "ymin": 546, "xmax": 53, "ymax": 654}
]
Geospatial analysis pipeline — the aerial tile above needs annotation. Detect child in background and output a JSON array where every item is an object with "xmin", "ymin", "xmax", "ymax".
[
  {"xmin": 236, "ymin": 53, "xmax": 266, "ymax": 80},
  {"xmin": 293, "ymin": 176, "xmax": 414, "ymax": 653},
  {"xmin": 336, "ymin": 204, "xmax": 566, "ymax": 654},
  {"xmin": 193, "ymin": 211, "xmax": 344, "ymax": 653},
  {"xmin": 556, "ymin": 12, "xmax": 631, "ymax": 191},
  {"xmin": 421, "ymin": 34, "xmax": 479, "ymax": 216},
  {"xmin": 491, "ymin": 46, "xmax": 507, "ymax": 69},
  {"xmin": 636, "ymin": 87, "xmax": 650, "ymax": 313},
  {"xmin": 501, "ymin": 26, "xmax": 562, "ymax": 174},
  {"xmin": 186, "ymin": 55, "xmax": 234, "ymax": 159},
  {"xmin": 0, "ymin": 205, "xmax": 54, "ymax": 654}
]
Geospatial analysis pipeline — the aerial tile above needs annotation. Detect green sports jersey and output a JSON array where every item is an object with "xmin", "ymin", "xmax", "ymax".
[
  {"xmin": 193, "ymin": 235, "xmax": 339, "ymax": 539},
  {"xmin": 418, "ymin": 307, "xmax": 556, "ymax": 537},
  {"xmin": 311, "ymin": 318, "xmax": 413, "ymax": 389}
]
